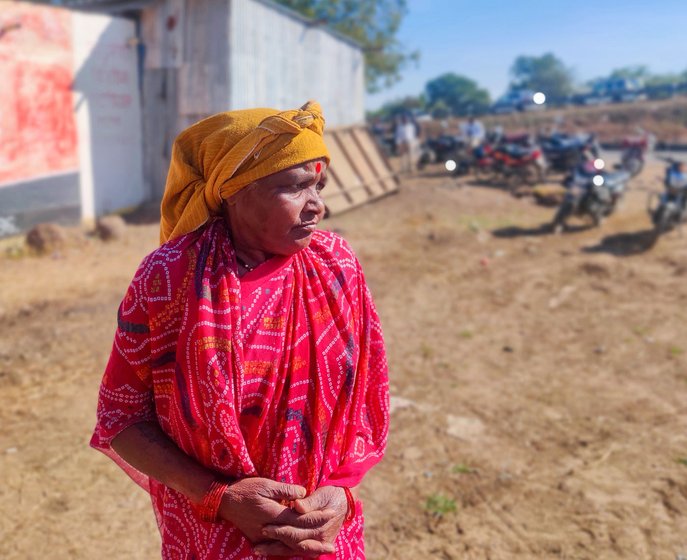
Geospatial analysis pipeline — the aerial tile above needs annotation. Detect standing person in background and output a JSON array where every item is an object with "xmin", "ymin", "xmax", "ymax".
[
  {"xmin": 462, "ymin": 116, "xmax": 486, "ymax": 149},
  {"xmin": 91, "ymin": 100, "xmax": 390, "ymax": 559},
  {"xmin": 394, "ymin": 113, "xmax": 419, "ymax": 173}
]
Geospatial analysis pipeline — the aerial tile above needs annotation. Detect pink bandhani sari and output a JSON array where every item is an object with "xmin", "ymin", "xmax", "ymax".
[{"xmin": 91, "ymin": 219, "xmax": 389, "ymax": 559}]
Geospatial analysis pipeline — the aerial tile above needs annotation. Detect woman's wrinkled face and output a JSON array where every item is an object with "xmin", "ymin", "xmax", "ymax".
[{"xmin": 225, "ymin": 158, "xmax": 328, "ymax": 256}]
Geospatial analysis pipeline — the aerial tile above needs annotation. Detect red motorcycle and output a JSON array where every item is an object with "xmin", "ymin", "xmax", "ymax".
[
  {"xmin": 491, "ymin": 143, "xmax": 547, "ymax": 189},
  {"xmin": 467, "ymin": 142, "xmax": 498, "ymax": 179},
  {"xmin": 454, "ymin": 132, "xmax": 533, "ymax": 181},
  {"xmin": 620, "ymin": 133, "xmax": 653, "ymax": 177}
]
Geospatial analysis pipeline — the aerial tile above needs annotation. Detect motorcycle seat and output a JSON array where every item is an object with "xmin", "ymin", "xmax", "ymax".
[
  {"xmin": 551, "ymin": 138, "xmax": 583, "ymax": 150},
  {"xmin": 502, "ymin": 145, "xmax": 534, "ymax": 158}
]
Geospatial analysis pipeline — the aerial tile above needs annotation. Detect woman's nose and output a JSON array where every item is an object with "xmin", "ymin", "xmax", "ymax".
[{"xmin": 305, "ymin": 186, "xmax": 325, "ymax": 215}]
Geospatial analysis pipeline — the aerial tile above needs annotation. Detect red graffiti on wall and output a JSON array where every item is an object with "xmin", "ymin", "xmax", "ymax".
[{"xmin": 0, "ymin": 7, "xmax": 77, "ymax": 185}]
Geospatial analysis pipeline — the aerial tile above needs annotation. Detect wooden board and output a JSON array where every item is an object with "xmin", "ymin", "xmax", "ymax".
[{"xmin": 322, "ymin": 126, "xmax": 399, "ymax": 215}]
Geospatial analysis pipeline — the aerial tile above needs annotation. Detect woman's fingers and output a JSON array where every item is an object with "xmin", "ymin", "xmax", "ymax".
[
  {"xmin": 294, "ymin": 485, "xmax": 347, "ymax": 515},
  {"xmin": 258, "ymin": 481, "xmax": 307, "ymax": 501},
  {"xmin": 292, "ymin": 508, "xmax": 338, "ymax": 528},
  {"xmin": 293, "ymin": 490, "xmax": 327, "ymax": 513},
  {"xmin": 268, "ymin": 507, "xmax": 337, "ymax": 532},
  {"xmin": 253, "ymin": 540, "xmax": 295, "ymax": 557},
  {"xmin": 262, "ymin": 524, "xmax": 319, "ymax": 543}
]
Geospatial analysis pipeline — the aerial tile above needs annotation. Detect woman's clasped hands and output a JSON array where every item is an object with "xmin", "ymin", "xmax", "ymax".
[{"xmin": 218, "ymin": 477, "xmax": 349, "ymax": 557}]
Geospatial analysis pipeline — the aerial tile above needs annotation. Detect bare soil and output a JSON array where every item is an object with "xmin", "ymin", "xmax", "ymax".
[{"xmin": 2, "ymin": 162, "xmax": 687, "ymax": 559}]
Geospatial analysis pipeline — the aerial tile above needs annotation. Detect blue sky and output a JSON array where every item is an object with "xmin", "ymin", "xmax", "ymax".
[{"xmin": 366, "ymin": 0, "xmax": 687, "ymax": 109}]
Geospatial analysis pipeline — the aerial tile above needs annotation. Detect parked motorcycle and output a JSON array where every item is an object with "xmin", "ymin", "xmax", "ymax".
[
  {"xmin": 491, "ymin": 143, "xmax": 547, "ymax": 189},
  {"xmin": 552, "ymin": 159, "xmax": 630, "ymax": 231},
  {"xmin": 540, "ymin": 133, "xmax": 600, "ymax": 174},
  {"xmin": 418, "ymin": 135, "xmax": 467, "ymax": 169},
  {"xmin": 450, "ymin": 141, "xmax": 497, "ymax": 178},
  {"xmin": 649, "ymin": 158, "xmax": 687, "ymax": 238},
  {"xmin": 620, "ymin": 133, "xmax": 652, "ymax": 177}
]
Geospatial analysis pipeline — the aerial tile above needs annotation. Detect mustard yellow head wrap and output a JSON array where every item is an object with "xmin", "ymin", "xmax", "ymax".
[{"xmin": 159, "ymin": 100, "xmax": 330, "ymax": 243}]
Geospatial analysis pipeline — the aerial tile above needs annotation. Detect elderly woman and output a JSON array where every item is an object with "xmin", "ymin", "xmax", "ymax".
[{"xmin": 91, "ymin": 101, "xmax": 389, "ymax": 559}]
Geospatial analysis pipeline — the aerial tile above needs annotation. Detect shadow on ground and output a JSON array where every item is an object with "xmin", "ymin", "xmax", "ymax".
[
  {"xmin": 582, "ymin": 229, "xmax": 659, "ymax": 256},
  {"xmin": 492, "ymin": 223, "xmax": 592, "ymax": 238}
]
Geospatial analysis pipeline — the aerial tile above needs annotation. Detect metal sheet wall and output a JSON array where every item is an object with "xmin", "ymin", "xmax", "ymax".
[
  {"xmin": 229, "ymin": 0, "xmax": 364, "ymax": 127},
  {"xmin": 141, "ymin": 0, "xmax": 365, "ymax": 198}
]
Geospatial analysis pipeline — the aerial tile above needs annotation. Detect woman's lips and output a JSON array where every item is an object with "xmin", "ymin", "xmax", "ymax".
[
  {"xmin": 291, "ymin": 222, "xmax": 318, "ymax": 239},
  {"xmin": 294, "ymin": 222, "xmax": 317, "ymax": 232}
]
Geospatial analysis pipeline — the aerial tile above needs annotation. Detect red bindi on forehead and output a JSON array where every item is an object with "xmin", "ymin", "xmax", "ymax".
[{"xmin": 315, "ymin": 162, "xmax": 322, "ymax": 174}]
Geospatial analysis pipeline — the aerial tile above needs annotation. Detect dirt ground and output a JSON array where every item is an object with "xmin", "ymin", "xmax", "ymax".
[{"xmin": 2, "ymin": 161, "xmax": 687, "ymax": 559}]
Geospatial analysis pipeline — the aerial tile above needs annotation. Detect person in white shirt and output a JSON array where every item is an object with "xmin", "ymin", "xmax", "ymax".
[
  {"xmin": 394, "ymin": 114, "xmax": 419, "ymax": 173},
  {"xmin": 462, "ymin": 117, "xmax": 485, "ymax": 149}
]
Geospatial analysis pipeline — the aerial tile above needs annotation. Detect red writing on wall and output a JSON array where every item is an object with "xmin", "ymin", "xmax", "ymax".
[{"xmin": 0, "ymin": 7, "xmax": 78, "ymax": 185}]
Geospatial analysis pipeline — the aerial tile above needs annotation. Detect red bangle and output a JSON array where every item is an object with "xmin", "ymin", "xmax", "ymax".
[
  {"xmin": 197, "ymin": 480, "xmax": 230, "ymax": 522},
  {"xmin": 342, "ymin": 487, "xmax": 356, "ymax": 524}
]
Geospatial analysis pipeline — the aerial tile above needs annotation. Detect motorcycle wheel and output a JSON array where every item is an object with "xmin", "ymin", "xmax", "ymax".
[
  {"xmin": 552, "ymin": 201, "xmax": 573, "ymax": 233},
  {"xmin": 455, "ymin": 161, "xmax": 471, "ymax": 177},
  {"xmin": 521, "ymin": 162, "xmax": 543, "ymax": 186},
  {"xmin": 417, "ymin": 149, "xmax": 434, "ymax": 170},
  {"xmin": 474, "ymin": 165, "xmax": 492, "ymax": 181},
  {"xmin": 622, "ymin": 157, "xmax": 644, "ymax": 177},
  {"xmin": 590, "ymin": 211, "xmax": 604, "ymax": 227},
  {"xmin": 653, "ymin": 206, "xmax": 675, "ymax": 237},
  {"xmin": 505, "ymin": 170, "xmax": 523, "ymax": 192}
]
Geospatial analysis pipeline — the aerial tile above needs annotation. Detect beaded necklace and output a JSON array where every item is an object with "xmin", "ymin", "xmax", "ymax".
[{"xmin": 235, "ymin": 253, "xmax": 262, "ymax": 272}]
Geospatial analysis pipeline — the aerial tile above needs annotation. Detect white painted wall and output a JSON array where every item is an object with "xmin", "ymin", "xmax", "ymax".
[
  {"xmin": 72, "ymin": 12, "xmax": 145, "ymax": 220},
  {"xmin": 138, "ymin": 0, "xmax": 365, "ymax": 199},
  {"xmin": 229, "ymin": 0, "xmax": 365, "ymax": 127}
]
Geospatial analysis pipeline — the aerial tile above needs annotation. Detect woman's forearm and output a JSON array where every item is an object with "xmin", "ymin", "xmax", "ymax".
[{"xmin": 111, "ymin": 421, "xmax": 216, "ymax": 504}]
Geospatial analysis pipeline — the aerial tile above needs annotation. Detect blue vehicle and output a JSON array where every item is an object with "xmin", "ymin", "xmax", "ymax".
[
  {"xmin": 539, "ymin": 133, "xmax": 600, "ymax": 174},
  {"xmin": 650, "ymin": 159, "xmax": 687, "ymax": 238},
  {"xmin": 572, "ymin": 78, "xmax": 648, "ymax": 106},
  {"xmin": 592, "ymin": 78, "xmax": 646, "ymax": 104},
  {"xmin": 552, "ymin": 159, "xmax": 630, "ymax": 231},
  {"xmin": 491, "ymin": 90, "xmax": 543, "ymax": 114}
]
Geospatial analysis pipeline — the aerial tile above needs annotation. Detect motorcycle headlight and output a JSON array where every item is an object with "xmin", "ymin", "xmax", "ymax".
[
  {"xmin": 445, "ymin": 160, "xmax": 457, "ymax": 172},
  {"xmin": 593, "ymin": 158, "xmax": 605, "ymax": 170},
  {"xmin": 592, "ymin": 175, "xmax": 605, "ymax": 186}
]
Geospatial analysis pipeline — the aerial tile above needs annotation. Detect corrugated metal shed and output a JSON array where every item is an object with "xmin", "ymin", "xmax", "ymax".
[
  {"xmin": 0, "ymin": 2, "xmax": 146, "ymax": 235},
  {"xmin": 22, "ymin": 0, "xmax": 367, "ymax": 202},
  {"xmin": 139, "ymin": 0, "xmax": 365, "ymax": 198},
  {"xmin": 229, "ymin": 0, "xmax": 364, "ymax": 127}
]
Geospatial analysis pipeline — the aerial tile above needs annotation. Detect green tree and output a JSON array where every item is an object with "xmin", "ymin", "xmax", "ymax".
[
  {"xmin": 606, "ymin": 66, "xmax": 683, "ymax": 87},
  {"xmin": 424, "ymin": 73, "xmax": 491, "ymax": 116},
  {"xmin": 645, "ymin": 73, "xmax": 681, "ymax": 87},
  {"xmin": 366, "ymin": 95, "xmax": 425, "ymax": 120},
  {"xmin": 609, "ymin": 65, "xmax": 651, "ymax": 80},
  {"xmin": 510, "ymin": 53, "xmax": 574, "ymax": 99},
  {"xmin": 273, "ymin": 0, "xmax": 419, "ymax": 93},
  {"xmin": 588, "ymin": 66, "xmax": 685, "ymax": 99},
  {"xmin": 429, "ymin": 99, "xmax": 450, "ymax": 119}
]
